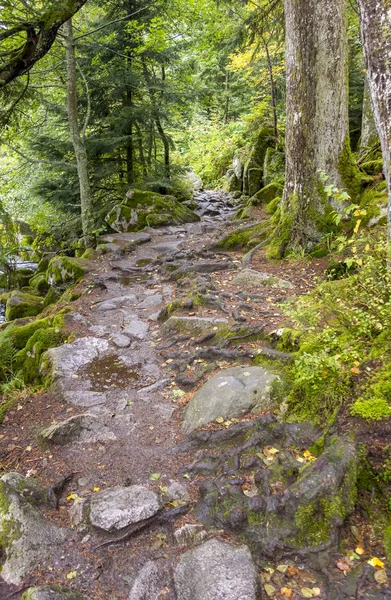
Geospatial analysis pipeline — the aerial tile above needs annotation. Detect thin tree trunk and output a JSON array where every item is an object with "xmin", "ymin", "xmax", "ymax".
[
  {"xmin": 278, "ymin": 0, "xmax": 359, "ymax": 255},
  {"xmin": 65, "ymin": 18, "xmax": 94, "ymax": 247},
  {"xmin": 125, "ymin": 88, "xmax": 134, "ymax": 185},
  {"xmin": 224, "ymin": 69, "xmax": 230, "ymax": 125},
  {"xmin": 357, "ymin": 0, "xmax": 391, "ymax": 247},
  {"xmin": 135, "ymin": 122, "xmax": 148, "ymax": 177},
  {"xmin": 261, "ymin": 34, "xmax": 278, "ymax": 145},
  {"xmin": 360, "ymin": 77, "xmax": 379, "ymax": 153}
]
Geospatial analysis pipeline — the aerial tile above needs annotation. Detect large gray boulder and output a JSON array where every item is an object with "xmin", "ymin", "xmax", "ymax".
[
  {"xmin": 0, "ymin": 476, "xmax": 68, "ymax": 585},
  {"xmin": 90, "ymin": 485, "xmax": 160, "ymax": 533},
  {"xmin": 182, "ymin": 366, "xmax": 278, "ymax": 433},
  {"xmin": 231, "ymin": 269, "xmax": 294, "ymax": 290},
  {"xmin": 174, "ymin": 538, "xmax": 258, "ymax": 600},
  {"xmin": 21, "ymin": 586, "xmax": 85, "ymax": 600},
  {"xmin": 162, "ymin": 316, "xmax": 228, "ymax": 338}
]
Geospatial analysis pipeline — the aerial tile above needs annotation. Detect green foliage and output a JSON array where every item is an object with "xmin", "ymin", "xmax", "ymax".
[{"xmin": 281, "ymin": 233, "xmax": 391, "ymax": 423}]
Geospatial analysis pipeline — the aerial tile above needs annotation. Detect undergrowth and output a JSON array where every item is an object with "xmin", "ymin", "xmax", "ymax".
[{"xmin": 281, "ymin": 230, "xmax": 391, "ymax": 424}]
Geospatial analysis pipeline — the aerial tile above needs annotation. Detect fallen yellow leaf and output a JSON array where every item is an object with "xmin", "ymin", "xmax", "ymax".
[
  {"xmin": 280, "ymin": 587, "xmax": 293, "ymax": 598},
  {"xmin": 264, "ymin": 584, "xmax": 276, "ymax": 597},
  {"xmin": 374, "ymin": 569, "xmax": 388, "ymax": 584},
  {"xmin": 301, "ymin": 588, "xmax": 313, "ymax": 598},
  {"xmin": 368, "ymin": 557, "xmax": 385, "ymax": 569},
  {"xmin": 355, "ymin": 546, "xmax": 365, "ymax": 555},
  {"xmin": 93, "ymin": 486, "xmax": 100, "ymax": 492}
]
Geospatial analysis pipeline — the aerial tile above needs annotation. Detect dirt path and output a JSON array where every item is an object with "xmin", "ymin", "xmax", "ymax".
[{"xmin": 0, "ymin": 192, "xmax": 389, "ymax": 600}]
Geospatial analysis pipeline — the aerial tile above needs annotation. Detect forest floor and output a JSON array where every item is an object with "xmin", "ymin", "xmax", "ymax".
[{"xmin": 0, "ymin": 192, "xmax": 390, "ymax": 600}]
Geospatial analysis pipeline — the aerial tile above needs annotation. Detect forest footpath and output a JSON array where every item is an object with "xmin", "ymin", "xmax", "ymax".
[{"xmin": 0, "ymin": 191, "xmax": 389, "ymax": 600}]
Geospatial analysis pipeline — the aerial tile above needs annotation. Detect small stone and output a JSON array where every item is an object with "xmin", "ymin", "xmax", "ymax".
[
  {"xmin": 123, "ymin": 319, "xmax": 149, "ymax": 340},
  {"xmin": 174, "ymin": 524, "xmax": 208, "ymax": 546},
  {"xmin": 90, "ymin": 485, "xmax": 160, "ymax": 532},
  {"xmin": 111, "ymin": 333, "xmax": 132, "ymax": 348},
  {"xmin": 139, "ymin": 295, "xmax": 163, "ymax": 309},
  {"xmin": 165, "ymin": 481, "xmax": 189, "ymax": 503}
]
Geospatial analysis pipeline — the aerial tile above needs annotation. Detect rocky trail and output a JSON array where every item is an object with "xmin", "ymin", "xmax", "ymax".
[{"xmin": 0, "ymin": 191, "xmax": 389, "ymax": 600}]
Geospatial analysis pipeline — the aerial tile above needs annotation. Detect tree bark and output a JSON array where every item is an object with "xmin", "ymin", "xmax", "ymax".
[
  {"xmin": 360, "ymin": 77, "xmax": 379, "ymax": 153},
  {"xmin": 278, "ymin": 0, "xmax": 359, "ymax": 255},
  {"xmin": 65, "ymin": 19, "xmax": 94, "ymax": 248},
  {"xmin": 357, "ymin": 0, "xmax": 391, "ymax": 245},
  {"xmin": 0, "ymin": 0, "xmax": 88, "ymax": 87}
]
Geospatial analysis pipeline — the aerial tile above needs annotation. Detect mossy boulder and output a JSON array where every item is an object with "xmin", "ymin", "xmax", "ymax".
[
  {"xmin": 224, "ymin": 170, "xmax": 242, "ymax": 193},
  {"xmin": 216, "ymin": 223, "xmax": 266, "ymax": 250},
  {"xmin": 263, "ymin": 147, "xmax": 285, "ymax": 186},
  {"xmin": 29, "ymin": 273, "xmax": 50, "ymax": 294},
  {"xmin": 0, "ymin": 476, "xmax": 68, "ymax": 584},
  {"xmin": 250, "ymin": 183, "xmax": 284, "ymax": 205},
  {"xmin": 247, "ymin": 168, "xmax": 263, "ymax": 197},
  {"xmin": 36, "ymin": 253, "xmax": 56, "ymax": 274},
  {"xmin": 46, "ymin": 256, "xmax": 87, "ymax": 286},
  {"xmin": 5, "ymin": 291, "xmax": 44, "ymax": 322},
  {"xmin": 14, "ymin": 327, "xmax": 65, "ymax": 384},
  {"xmin": 106, "ymin": 189, "xmax": 200, "ymax": 233},
  {"xmin": 15, "ymin": 268, "xmax": 36, "ymax": 289}
]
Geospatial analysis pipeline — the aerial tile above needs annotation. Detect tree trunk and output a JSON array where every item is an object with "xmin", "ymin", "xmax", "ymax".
[
  {"xmin": 125, "ymin": 88, "xmax": 134, "ymax": 185},
  {"xmin": 357, "ymin": 0, "xmax": 391, "ymax": 245},
  {"xmin": 360, "ymin": 77, "xmax": 378, "ymax": 153},
  {"xmin": 65, "ymin": 18, "xmax": 94, "ymax": 248},
  {"xmin": 277, "ymin": 0, "xmax": 359, "ymax": 255}
]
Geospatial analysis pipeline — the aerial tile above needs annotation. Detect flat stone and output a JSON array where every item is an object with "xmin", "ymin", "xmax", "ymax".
[
  {"xmin": 139, "ymin": 295, "xmax": 163, "ymax": 309},
  {"xmin": 174, "ymin": 524, "xmax": 208, "ymax": 547},
  {"xmin": 182, "ymin": 366, "xmax": 278, "ymax": 433},
  {"xmin": 101, "ymin": 232, "xmax": 152, "ymax": 245},
  {"xmin": 161, "ymin": 316, "xmax": 228, "ymax": 338},
  {"xmin": 97, "ymin": 242, "xmax": 124, "ymax": 256},
  {"xmin": 43, "ymin": 337, "xmax": 110, "ymax": 380},
  {"xmin": 63, "ymin": 391, "xmax": 107, "ymax": 408},
  {"xmin": 174, "ymin": 538, "xmax": 258, "ymax": 600},
  {"xmin": 96, "ymin": 295, "xmax": 137, "ymax": 311},
  {"xmin": 0, "ymin": 477, "xmax": 68, "ymax": 585},
  {"xmin": 40, "ymin": 414, "xmax": 115, "ymax": 445},
  {"xmin": 231, "ymin": 269, "xmax": 294, "ymax": 290},
  {"xmin": 123, "ymin": 319, "xmax": 149, "ymax": 340},
  {"xmin": 90, "ymin": 485, "xmax": 160, "ymax": 532},
  {"xmin": 151, "ymin": 241, "xmax": 184, "ymax": 254},
  {"xmin": 111, "ymin": 333, "xmax": 132, "ymax": 348},
  {"xmin": 21, "ymin": 586, "xmax": 85, "ymax": 600}
]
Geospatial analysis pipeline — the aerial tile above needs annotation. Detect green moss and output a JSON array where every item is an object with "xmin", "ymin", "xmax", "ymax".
[
  {"xmin": 251, "ymin": 183, "xmax": 284, "ymax": 206},
  {"xmin": 5, "ymin": 291, "xmax": 44, "ymax": 321},
  {"xmin": 384, "ymin": 525, "xmax": 391, "ymax": 562},
  {"xmin": 350, "ymin": 398, "xmax": 391, "ymax": 421},
  {"xmin": 338, "ymin": 136, "xmax": 362, "ymax": 202},
  {"xmin": 80, "ymin": 248, "xmax": 97, "ymax": 260},
  {"xmin": 14, "ymin": 327, "xmax": 65, "ymax": 384},
  {"xmin": 29, "ymin": 273, "xmax": 50, "ymax": 294},
  {"xmin": 106, "ymin": 189, "xmax": 200, "ymax": 233},
  {"xmin": 265, "ymin": 197, "xmax": 281, "ymax": 215},
  {"xmin": 46, "ymin": 256, "xmax": 86, "ymax": 286},
  {"xmin": 0, "ymin": 480, "xmax": 22, "ymax": 554},
  {"xmin": 217, "ymin": 223, "xmax": 266, "ymax": 250},
  {"xmin": 276, "ymin": 328, "xmax": 301, "ymax": 352}
]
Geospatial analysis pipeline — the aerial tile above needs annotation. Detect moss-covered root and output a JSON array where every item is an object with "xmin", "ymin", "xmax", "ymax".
[{"xmin": 216, "ymin": 222, "xmax": 267, "ymax": 250}]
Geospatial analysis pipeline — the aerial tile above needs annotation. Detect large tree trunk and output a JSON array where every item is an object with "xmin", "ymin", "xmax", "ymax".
[
  {"xmin": 357, "ymin": 0, "xmax": 391, "ymax": 244},
  {"xmin": 65, "ymin": 19, "xmax": 94, "ymax": 248},
  {"xmin": 360, "ymin": 78, "xmax": 378, "ymax": 153},
  {"xmin": 277, "ymin": 0, "xmax": 359, "ymax": 255}
]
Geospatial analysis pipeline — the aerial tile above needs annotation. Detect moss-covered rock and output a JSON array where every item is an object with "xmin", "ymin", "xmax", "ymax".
[
  {"xmin": 15, "ymin": 268, "xmax": 36, "ymax": 289},
  {"xmin": 46, "ymin": 256, "xmax": 86, "ymax": 286},
  {"xmin": 14, "ymin": 327, "xmax": 65, "ymax": 384},
  {"xmin": 29, "ymin": 273, "xmax": 50, "ymax": 294},
  {"xmin": 216, "ymin": 223, "xmax": 266, "ymax": 250},
  {"xmin": 0, "ymin": 476, "xmax": 68, "ymax": 584},
  {"xmin": 5, "ymin": 291, "xmax": 44, "ymax": 322},
  {"xmin": 263, "ymin": 147, "xmax": 285, "ymax": 186},
  {"xmin": 247, "ymin": 168, "xmax": 263, "ymax": 197},
  {"xmin": 106, "ymin": 189, "xmax": 200, "ymax": 233},
  {"xmin": 250, "ymin": 183, "xmax": 284, "ymax": 205},
  {"xmin": 265, "ymin": 196, "xmax": 281, "ymax": 215},
  {"xmin": 224, "ymin": 170, "xmax": 242, "ymax": 193}
]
